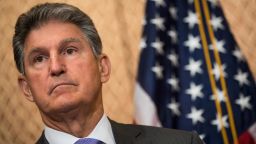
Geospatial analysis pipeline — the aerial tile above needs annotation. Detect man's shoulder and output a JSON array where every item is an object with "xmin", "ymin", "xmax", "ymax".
[
  {"xmin": 113, "ymin": 120, "xmax": 195, "ymax": 137},
  {"xmin": 110, "ymin": 120, "xmax": 203, "ymax": 144}
]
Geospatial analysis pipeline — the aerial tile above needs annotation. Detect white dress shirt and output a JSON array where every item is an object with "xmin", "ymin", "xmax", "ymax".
[{"xmin": 44, "ymin": 114, "xmax": 116, "ymax": 144}]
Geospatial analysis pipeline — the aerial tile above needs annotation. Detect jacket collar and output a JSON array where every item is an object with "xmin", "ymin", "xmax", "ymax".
[
  {"xmin": 109, "ymin": 119, "xmax": 150, "ymax": 144},
  {"xmin": 36, "ymin": 119, "xmax": 147, "ymax": 144}
]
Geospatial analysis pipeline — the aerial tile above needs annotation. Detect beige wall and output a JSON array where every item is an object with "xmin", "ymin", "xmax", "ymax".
[
  {"xmin": 0, "ymin": 0, "xmax": 256, "ymax": 143},
  {"xmin": 220, "ymin": 0, "xmax": 256, "ymax": 78}
]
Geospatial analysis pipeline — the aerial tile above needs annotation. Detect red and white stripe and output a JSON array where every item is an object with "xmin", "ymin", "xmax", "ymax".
[{"xmin": 134, "ymin": 83, "xmax": 162, "ymax": 127}]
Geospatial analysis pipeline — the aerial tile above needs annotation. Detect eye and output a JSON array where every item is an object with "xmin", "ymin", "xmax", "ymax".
[
  {"xmin": 33, "ymin": 55, "xmax": 47, "ymax": 63},
  {"xmin": 63, "ymin": 47, "xmax": 77, "ymax": 55}
]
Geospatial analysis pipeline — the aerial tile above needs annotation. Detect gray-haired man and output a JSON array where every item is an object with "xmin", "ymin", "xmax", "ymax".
[{"xmin": 13, "ymin": 3, "xmax": 203, "ymax": 144}]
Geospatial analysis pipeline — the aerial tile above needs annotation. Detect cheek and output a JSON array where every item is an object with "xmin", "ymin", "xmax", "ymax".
[
  {"xmin": 78, "ymin": 64, "xmax": 100, "ymax": 83},
  {"xmin": 75, "ymin": 57, "xmax": 100, "ymax": 77},
  {"xmin": 27, "ymin": 73, "xmax": 49, "ymax": 99},
  {"xmin": 75, "ymin": 60, "xmax": 101, "ymax": 89}
]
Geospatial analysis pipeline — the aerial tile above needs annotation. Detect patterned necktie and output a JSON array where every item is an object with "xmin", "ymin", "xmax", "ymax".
[{"xmin": 74, "ymin": 138, "xmax": 105, "ymax": 144}]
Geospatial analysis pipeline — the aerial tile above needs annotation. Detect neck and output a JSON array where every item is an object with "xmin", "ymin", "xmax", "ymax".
[{"xmin": 40, "ymin": 102, "xmax": 104, "ymax": 138}]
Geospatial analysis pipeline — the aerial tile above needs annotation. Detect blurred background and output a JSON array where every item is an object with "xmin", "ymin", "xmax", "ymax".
[{"xmin": 0, "ymin": 0, "xmax": 255, "ymax": 143}]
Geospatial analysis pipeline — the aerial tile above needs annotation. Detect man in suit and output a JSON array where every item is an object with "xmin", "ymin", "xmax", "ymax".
[{"xmin": 13, "ymin": 3, "xmax": 203, "ymax": 144}]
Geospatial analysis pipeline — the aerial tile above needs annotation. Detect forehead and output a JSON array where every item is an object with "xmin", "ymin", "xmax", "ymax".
[{"xmin": 24, "ymin": 21, "xmax": 86, "ymax": 52}]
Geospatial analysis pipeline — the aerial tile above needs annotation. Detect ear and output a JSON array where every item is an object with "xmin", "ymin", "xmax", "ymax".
[
  {"xmin": 18, "ymin": 75, "xmax": 34, "ymax": 102},
  {"xmin": 98, "ymin": 54, "xmax": 111, "ymax": 83}
]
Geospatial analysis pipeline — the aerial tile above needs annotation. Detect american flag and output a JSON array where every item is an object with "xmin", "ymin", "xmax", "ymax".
[{"xmin": 134, "ymin": 0, "xmax": 256, "ymax": 143}]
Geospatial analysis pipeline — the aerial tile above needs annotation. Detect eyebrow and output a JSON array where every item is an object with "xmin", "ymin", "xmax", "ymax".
[
  {"xmin": 59, "ymin": 37, "xmax": 81, "ymax": 48},
  {"xmin": 27, "ymin": 38, "xmax": 81, "ymax": 55},
  {"xmin": 27, "ymin": 47, "xmax": 46, "ymax": 59}
]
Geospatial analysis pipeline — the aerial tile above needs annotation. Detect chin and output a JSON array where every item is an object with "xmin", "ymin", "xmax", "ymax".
[
  {"xmin": 55, "ymin": 99, "xmax": 80, "ymax": 113},
  {"xmin": 42, "ymin": 98, "xmax": 79, "ymax": 115}
]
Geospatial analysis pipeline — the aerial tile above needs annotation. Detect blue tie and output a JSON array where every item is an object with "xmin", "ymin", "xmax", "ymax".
[{"xmin": 74, "ymin": 138, "xmax": 105, "ymax": 144}]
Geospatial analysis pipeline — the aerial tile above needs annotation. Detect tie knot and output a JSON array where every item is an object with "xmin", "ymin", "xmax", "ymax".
[{"xmin": 74, "ymin": 138, "xmax": 105, "ymax": 144}]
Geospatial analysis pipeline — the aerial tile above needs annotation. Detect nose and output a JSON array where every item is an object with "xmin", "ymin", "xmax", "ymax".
[{"xmin": 49, "ymin": 55, "xmax": 66, "ymax": 77}]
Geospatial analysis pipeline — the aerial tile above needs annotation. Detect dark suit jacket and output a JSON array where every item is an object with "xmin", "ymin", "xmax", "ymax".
[{"xmin": 36, "ymin": 120, "xmax": 203, "ymax": 144}]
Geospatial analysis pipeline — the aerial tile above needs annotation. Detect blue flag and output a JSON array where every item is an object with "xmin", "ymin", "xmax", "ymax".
[{"xmin": 134, "ymin": 0, "xmax": 256, "ymax": 143}]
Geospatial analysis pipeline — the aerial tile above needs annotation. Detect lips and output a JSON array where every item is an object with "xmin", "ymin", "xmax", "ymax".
[{"xmin": 48, "ymin": 81, "xmax": 78, "ymax": 95}]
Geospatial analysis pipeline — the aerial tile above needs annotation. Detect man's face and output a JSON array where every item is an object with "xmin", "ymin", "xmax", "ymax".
[{"xmin": 19, "ymin": 21, "xmax": 110, "ymax": 114}]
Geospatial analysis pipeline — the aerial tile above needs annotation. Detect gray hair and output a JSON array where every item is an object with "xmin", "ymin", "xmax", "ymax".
[{"xmin": 13, "ymin": 3, "xmax": 102, "ymax": 74}]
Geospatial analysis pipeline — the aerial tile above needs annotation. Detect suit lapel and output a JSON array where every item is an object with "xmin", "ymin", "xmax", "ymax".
[
  {"xmin": 110, "ymin": 120, "xmax": 138, "ymax": 144},
  {"xmin": 36, "ymin": 131, "xmax": 49, "ymax": 144},
  {"xmin": 109, "ymin": 119, "xmax": 151, "ymax": 144}
]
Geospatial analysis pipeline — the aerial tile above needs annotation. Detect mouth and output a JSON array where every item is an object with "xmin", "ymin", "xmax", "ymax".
[{"xmin": 48, "ymin": 82, "xmax": 78, "ymax": 95}]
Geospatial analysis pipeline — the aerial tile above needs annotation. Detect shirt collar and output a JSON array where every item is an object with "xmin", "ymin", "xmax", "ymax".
[{"xmin": 45, "ymin": 114, "xmax": 116, "ymax": 144}]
